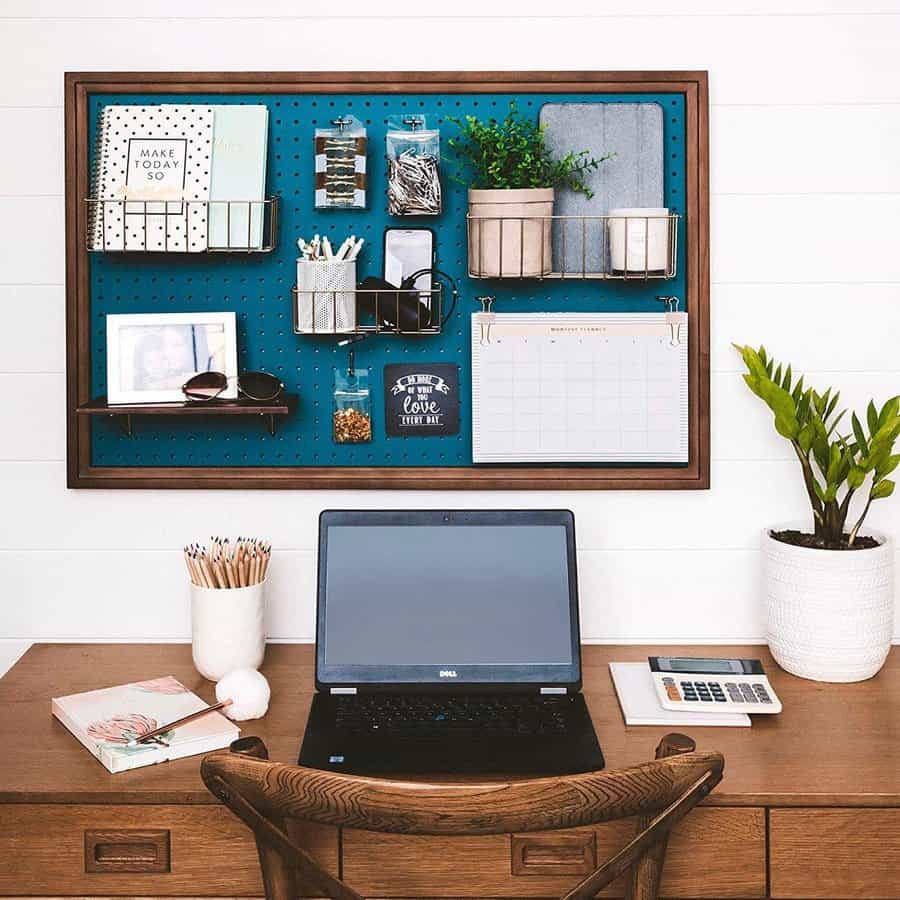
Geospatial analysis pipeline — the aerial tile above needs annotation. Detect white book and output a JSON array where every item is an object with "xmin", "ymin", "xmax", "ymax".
[
  {"xmin": 52, "ymin": 675, "xmax": 239, "ymax": 773},
  {"xmin": 207, "ymin": 105, "xmax": 269, "ymax": 250},
  {"xmin": 609, "ymin": 662, "xmax": 750, "ymax": 727},
  {"xmin": 89, "ymin": 104, "xmax": 214, "ymax": 252}
]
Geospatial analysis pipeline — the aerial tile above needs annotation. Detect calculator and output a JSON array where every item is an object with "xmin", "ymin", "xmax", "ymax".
[{"xmin": 649, "ymin": 657, "xmax": 782, "ymax": 714}]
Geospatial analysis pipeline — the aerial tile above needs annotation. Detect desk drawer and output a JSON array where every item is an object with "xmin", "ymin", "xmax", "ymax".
[
  {"xmin": 0, "ymin": 804, "xmax": 337, "ymax": 896},
  {"xmin": 343, "ymin": 807, "xmax": 766, "ymax": 898},
  {"xmin": 771, "ymin": 808, "xmax": 900, "ymax": 898}
]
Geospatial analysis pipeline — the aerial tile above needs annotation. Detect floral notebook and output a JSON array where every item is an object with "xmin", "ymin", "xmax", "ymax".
[{"xmin": 52, "ymin": 676, "xmax": 240, "ymax": 773}]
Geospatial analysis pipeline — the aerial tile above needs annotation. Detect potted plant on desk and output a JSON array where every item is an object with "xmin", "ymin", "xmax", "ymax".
[
  {"xmin": 450, "ymin": 102, "xmax": 612, "ymax": 278},
  {"xmin": 735, "ymin": 344, "xmax": 899, "ymax": 682}
]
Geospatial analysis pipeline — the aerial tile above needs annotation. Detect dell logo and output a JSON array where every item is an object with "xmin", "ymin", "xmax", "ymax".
[{"xmin": 439, "ymin": 670, "xmax": 458, "ymax": 678}]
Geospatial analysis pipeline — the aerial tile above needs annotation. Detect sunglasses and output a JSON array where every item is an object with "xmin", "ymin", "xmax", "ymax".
[{"xmin": 182, "ymin": 371, "xmax": 285, "ymax": 402}]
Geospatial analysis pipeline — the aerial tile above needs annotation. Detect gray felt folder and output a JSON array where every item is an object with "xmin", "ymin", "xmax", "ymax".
[{"xmin": 539, "ymin": 102, "xmax": 664, "ymax": 274}]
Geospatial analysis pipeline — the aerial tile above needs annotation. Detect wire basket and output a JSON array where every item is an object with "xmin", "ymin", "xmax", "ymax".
[
  {"xmin": 466, "ymin": 213, "xmax": 679, "ymax": 280},
  {"xmin": 292, "ymin": 285, "xmax": 443, "ymax": 336},
  {"xmin": 85, "ymin": 197, "xmax": 279, "ymax": 253}
]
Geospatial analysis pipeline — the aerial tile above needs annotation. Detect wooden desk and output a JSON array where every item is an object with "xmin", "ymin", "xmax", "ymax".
[{"xmin": 0, "ymin": 643, "xmax": 897, "ymax": 899}]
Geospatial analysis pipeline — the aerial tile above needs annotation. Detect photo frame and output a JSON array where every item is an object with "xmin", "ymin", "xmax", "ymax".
[{"xmin": 105, "ymin": 312, "xmax": 238, "ymax": 405}]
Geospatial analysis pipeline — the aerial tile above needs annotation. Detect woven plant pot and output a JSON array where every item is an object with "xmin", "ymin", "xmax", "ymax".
[
  {"xmin": 467, "ymin": 188, "xmax": 554, "ymax": 278},
  {"xmin": 762, "ymin": 526, "xmax": 894, "ymax": 682}
]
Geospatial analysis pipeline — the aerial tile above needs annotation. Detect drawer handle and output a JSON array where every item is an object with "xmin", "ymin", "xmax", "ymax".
[
  {"xmin": 511, "ymin": 831, "xmax": 596, "ymax": 876},
  {"xmin": 84, "ymin": 829, "xmax": 171, "ymax": 874}
]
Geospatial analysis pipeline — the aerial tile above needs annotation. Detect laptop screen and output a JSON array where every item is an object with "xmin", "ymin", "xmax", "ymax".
[{"xmin": 316, "ymin": 510, "xmax": 581, "ymax": 688}]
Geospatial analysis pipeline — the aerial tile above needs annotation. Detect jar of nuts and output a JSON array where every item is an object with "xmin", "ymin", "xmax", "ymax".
[{"xmin": 333, "ymin": 366, "xmax": 372, "ymax": 444}]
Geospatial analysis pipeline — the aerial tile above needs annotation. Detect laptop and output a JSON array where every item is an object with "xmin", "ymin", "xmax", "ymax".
[{"xmin": 298, "ymin": 509, "xmax": 604, "ymax": 775}]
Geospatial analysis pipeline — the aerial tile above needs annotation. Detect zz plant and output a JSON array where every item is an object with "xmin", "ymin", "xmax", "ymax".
[
  {"xmin": 448, "ymin": 102, "xmax": 613, "ymax": 197},
  {"xmin": 735, "ymin": 344, "xmax": 900, "ymax": 549}
]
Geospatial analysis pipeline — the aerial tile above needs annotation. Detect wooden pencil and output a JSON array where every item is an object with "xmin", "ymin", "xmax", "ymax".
[{"xmin": 184, "ymin": 536, "xmax": 270, "ymax": 588}]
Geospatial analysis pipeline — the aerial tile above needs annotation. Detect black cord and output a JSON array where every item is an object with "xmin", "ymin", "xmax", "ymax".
[
  {"xmin": 402, "ymin": 267, "xmax": 459, "ymax": 327},
  {"xmin": 339, "ymin": 268, "xmax": 460, "ymax": 347}
]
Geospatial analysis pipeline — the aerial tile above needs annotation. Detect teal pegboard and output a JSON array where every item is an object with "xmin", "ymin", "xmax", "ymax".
[{"xmin": 88, "ymin": 90, "xmax": 687, "ymax": 469}]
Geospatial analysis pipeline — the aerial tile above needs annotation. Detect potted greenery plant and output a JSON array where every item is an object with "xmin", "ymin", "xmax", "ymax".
[
  {"xmin": 735, "ymin": 344, "xmax": 899, "ymax": 682},
  {"xmin": 449, "ymin": 103, "xmax": 612, "ymax": 278}
]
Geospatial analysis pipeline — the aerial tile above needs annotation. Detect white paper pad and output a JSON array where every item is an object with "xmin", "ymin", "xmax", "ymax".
[{"xmin": 609, "ymin": 662, "xmax": 751, "ymax": 727}]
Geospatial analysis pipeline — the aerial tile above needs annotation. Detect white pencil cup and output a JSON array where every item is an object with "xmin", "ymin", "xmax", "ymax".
[
  {"xmin": 191, "ymin": 582, "xmax": 266, "ymax": 681},
  {"xmin": 295, "ymin": 259, "xmax": 357, "ymax": 333}
]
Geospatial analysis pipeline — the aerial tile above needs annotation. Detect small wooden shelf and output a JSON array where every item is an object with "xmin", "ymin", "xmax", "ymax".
[{"xmin": 77, "ymin": 395, "xmax": 294, "ymax": 437}]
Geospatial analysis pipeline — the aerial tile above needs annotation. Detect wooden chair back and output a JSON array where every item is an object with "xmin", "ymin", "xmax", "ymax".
[{"xmin": 202, "ymin": 733, "xmax": 724, "ymax": 900}]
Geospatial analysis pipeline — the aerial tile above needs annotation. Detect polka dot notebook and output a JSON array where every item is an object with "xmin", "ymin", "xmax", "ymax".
[{"xmin": 89, "ymin": 104, "xmax": 214, "ymax": 252}]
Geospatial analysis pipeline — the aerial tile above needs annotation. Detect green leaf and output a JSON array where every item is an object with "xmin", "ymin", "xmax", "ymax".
[
  {"xmin": 872, "ymin": 479, "xmax": 895, "ymax": 500},
  {"xmin": 812, "ymin": 478, "xmax": 826, "ymax": 503},
  {"xmin": 737, "ymin": 345, "xmax": 767, "ymax": 379},
  {"xmin": 867, "ymin": 400, "xmax": 879, "ymax": 434},
  {"xmin": 742, "ymin": 373, "xmax": 762, "ymax": 398},
  {"xmin": 848, "ymin": 466, "xmax": 867, "ymax": 489},
  {"xmin": 796, "ymin": 388, "xmax": 810, "ymax": 423},
  {"xmin": 876, "ymin": 454, "xmax": 900, "ymax": 480},
  {"xmin": 792, "ymin": 376, "xmax": 805, "ymax": 405},
  {"xmin": 879, "ymin": 396, "xmax": 900, "ymax": 428},
  {"xmin": 825, "ymin": 409, "xmax": 846, "ymax": 437},
  {"xmin": 826, "ymin": 443, "xmax": 842, "ymax": 484},
  {"xmin": 870, "ymin": 416, "xmax": 900, "ymax": 453},
  {"xmin": 852, "ymin": 413, "xmax": 869, "ymax": 457},
  {"xmin": 757, "ymin": 379, "xmax": 799, "ymax": 439},
  {"xmin": 812, "ymin": 390, "xmax": 825, "ymax": 417},
  {"xmin": 773, "ymin": 364, "xmax": 782, "ymax": 386},
  {"xmin": 825, "ymin": 391, "xmax": 840, "ymax": 422},
  {"xmin": 783, "ymin": 365, "xmax": 792, "ymax": 393},
  {"xmin": 797, "ymin": 424, "xmax": 815, "ymax": 454}
]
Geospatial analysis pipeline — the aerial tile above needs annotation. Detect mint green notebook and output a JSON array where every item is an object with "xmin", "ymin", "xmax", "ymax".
[{"xmin": 208, "ymin": 105, "xmax": 269, "ymax": 250}]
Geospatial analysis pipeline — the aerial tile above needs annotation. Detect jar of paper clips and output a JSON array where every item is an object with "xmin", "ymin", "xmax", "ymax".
[
  {"xmin": 183, "ymin": 537, "xmax": 270, "ymax": 681},
  {"xmin": 386, "ymin": 115, "xmax": 442, "ymax": 216},
  {"xmin": 333, "ymin": 355, "xmax": 372, "ymax": 444}
]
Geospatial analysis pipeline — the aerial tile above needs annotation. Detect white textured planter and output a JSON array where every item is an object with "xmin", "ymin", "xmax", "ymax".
[
  {"xmin": 762, "ymin": 526, "xmax": 894, "ymax": 682},
  {"xmin": 467, "ymin": 187, "xmax": 554, "ymax": 277},
  {"xmin": 191, "ymin": 582, "xmax": 266, "ymax": 682}
]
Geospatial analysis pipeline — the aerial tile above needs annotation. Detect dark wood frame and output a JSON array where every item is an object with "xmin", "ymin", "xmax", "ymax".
[{"xmin": 65, "ymin": 70, "xmax": 710, "ymax": 491}]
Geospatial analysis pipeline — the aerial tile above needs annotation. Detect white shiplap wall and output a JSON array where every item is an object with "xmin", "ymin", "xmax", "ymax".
[{"xmin": 2, "ymin": 1, "xmax": 899, "ymax": 674}]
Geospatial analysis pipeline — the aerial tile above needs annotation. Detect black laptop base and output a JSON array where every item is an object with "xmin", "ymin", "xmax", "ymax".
[{"xmin": 298, "ymin": 693, "xmax": 605, "ymax": 776}]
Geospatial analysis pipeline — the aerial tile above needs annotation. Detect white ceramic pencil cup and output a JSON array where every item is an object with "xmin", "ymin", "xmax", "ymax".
[{"xmin": 191, "ymin": 582, "xmax": 266, "ymax": 681}]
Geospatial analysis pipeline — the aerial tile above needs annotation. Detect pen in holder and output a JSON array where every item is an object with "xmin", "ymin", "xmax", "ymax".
[
  {"xmin": 184, "ymin": 538, "xmax": 269, "ymax": 682},
  {"xmin": 296, "ymin": 258, "xmax": 357, "ymax": 334}
]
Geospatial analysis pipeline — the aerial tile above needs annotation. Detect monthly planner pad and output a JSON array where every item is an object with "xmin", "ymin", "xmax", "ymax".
[{"xmin": 471, "ymin": 312, "xmax": 689, "ymax": 463}]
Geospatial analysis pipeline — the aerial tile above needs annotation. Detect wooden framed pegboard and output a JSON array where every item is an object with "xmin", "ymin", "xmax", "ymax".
[{"xmin": 65, "ymin": 71, "xmax": 709, "ymax": 490}]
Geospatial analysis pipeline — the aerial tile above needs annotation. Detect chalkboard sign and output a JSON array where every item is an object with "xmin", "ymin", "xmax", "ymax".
[{"xmin": 384, "ymin": 364, "xmax": 460, "ymax": 437}]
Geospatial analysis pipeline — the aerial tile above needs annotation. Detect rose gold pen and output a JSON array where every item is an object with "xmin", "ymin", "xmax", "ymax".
[{"xmin": 129, "ymin": 699, "xmax": 233, "ymax": 747}]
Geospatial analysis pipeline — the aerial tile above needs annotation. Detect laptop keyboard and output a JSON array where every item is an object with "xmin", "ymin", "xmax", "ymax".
[{"xmin": 333, "ymin": 694, "xmax": 573, "ymax": 738}]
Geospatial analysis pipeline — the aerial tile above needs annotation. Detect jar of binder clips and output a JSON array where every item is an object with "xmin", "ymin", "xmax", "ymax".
[
  {"xmin": 333, "ymin": 355, "xmax": 372, "ymax": 444},
  {"xmin": 314, "ymin": 116, "xmax": 367, "ymax": 210}
]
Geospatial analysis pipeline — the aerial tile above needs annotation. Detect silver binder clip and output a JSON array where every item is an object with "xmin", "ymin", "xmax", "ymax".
[
  {"xmin": 476, "ymin": 296, "xmax": 496, "ymax": 345},
  {"xmin": 656, "ymin": 296, "xmax": 682, "ymax": 346}
]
